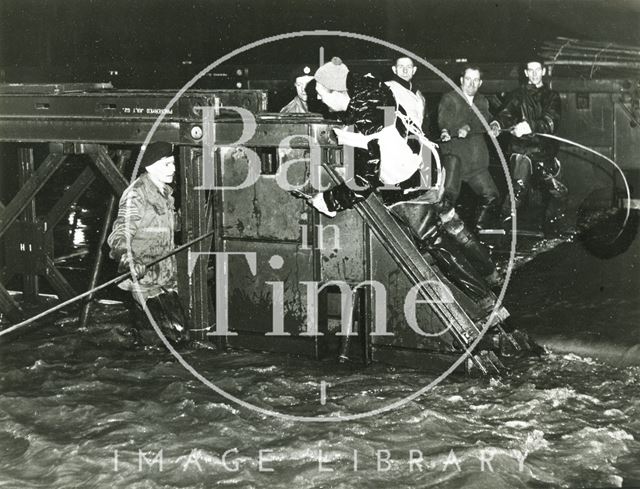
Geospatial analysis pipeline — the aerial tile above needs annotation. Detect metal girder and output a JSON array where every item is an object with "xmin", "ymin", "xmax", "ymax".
[
  {"xmin": 0, "ymin": 153, "xmax": 67, "ymax": 240},
  {"xmin": 0, "ymin": 119, "xmax": 182, "ymax": 145},
  {"xmin": 0, "ymin": 89, "xmax": 267, "ymax": 118},
  {"xmin": 0, "ymin": 118, "xmax": 339, "ymax": 148}
]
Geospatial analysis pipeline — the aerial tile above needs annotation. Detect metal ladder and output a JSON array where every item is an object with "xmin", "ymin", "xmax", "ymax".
[{"xmin": 322, "ymin": 164, "xmax": 509, "ymax": 375}]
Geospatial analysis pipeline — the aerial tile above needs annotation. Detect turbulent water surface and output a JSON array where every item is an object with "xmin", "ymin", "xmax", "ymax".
[
  {"xmin": 1, "ymin": 173, "xmax": 638, "ymax": 488},
  {"xmin": 1, "ymin": 300, "xmax": 639, "ymax": 488}
]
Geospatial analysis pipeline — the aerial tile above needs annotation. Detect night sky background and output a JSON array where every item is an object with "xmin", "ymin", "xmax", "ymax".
[{"xmin": 1, "ymin": 0, "xmax": 639, "ymax": 89}]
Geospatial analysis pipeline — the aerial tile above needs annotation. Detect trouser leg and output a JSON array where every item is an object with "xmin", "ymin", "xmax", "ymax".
[
  {"xmin": 145, "ymin": 290, "xmax": 190, "ymax": 345},
  {"xmin": 503, "ymin": 153, "xmax": 532, "ymax": 217},
  {"xmin": 442, "ymin": 154, "xmax": 462, "ymax": 206},
  {"xmin": 532, "ymin": 157, "xmax": 568, "ymax": 231},
  {"xmin": 466, "ymin": 169, "xmax": 500, "ymax": 229},
  {"xmin": 123, "ymin": 290, "xmax": 189, "ymax": 346},
  {"xmin": 428, "ymin": 234, "xmax": 496, "ymax": 303}
]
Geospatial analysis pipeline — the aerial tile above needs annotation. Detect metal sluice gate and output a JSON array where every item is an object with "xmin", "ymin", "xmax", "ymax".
[{"xmin": 0, "ymin": 83, "xmax": 517, "ymax": 375}]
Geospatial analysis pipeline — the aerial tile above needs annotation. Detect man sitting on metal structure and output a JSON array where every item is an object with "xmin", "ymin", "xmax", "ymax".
[
  {"xmin": 491, "ymin": 56, "xmax": 567, "ymax": 231},
  {"xmin": 107, "ymin": 141, "xmax": 189, "ymax": 345},
  {"xmin": 307, "ymin": 57, "xmax": 500, "ymax": 303},
  {"xmin": 438, "ymin": 65, "xmax": 501, "ymax": 230},
  {"xmin": 280, "ymin": 74, "xmax": 315, "ymax": 114}
]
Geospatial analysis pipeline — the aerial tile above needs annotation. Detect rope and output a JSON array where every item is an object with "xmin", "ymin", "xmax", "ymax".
[{"xmin": 536, "ymin": 132, "xmax": 631, "ymax": 240}]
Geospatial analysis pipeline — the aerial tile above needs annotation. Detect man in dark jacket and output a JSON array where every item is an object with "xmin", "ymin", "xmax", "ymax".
[
  {"xmin": 438, "ymin": 65, "xmax": 501, "ymax": 229},
  {"xmin": 492, "ymin": 57, "xmax": 566, "ymax": 229},
  {"xmin": 308, "ymin": 57, "xmax": 500, "ymax": 302}
]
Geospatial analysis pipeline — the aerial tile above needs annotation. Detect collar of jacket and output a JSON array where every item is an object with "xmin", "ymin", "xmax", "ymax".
[
  {"xmin": 525, "ymin": 82, "xmax": 546, "ymax": 91},
  {"xmin": 389, "ymin": 74, "xmax": 415, "ymax": 93},
  {"xmin": 141, "ymin": 172, "xmax": 173, "ymax": 200}
]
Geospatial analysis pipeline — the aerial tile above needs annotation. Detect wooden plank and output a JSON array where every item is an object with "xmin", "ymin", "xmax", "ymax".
[
  {"xmin": 44, "ymin": 166, "xmax": 96, "ymax": 229},
  {"xmin": 79, "ymin": 150, "xmax": 130, "ymax": 328},
  {"xmin": 90, "ymin": 146, "xmax": 129, "ymax": 197},
  {"xmin": 0, "ymin": 153, "xmax": 67, "ymax": 240},
  {"xmin": 44, "ymin": 256, "xmax": 76, "ymax": 301}
]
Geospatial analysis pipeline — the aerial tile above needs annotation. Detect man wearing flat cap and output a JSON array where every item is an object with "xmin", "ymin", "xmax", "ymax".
[{"xmin": 108, "ymin": 141, "xmax": 188, "ymax": 345}]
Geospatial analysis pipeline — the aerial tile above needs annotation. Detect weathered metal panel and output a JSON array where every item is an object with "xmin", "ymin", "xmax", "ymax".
[
  {"xmin": 223, "ymin": 240, "xmax": 319, "ymax": 337},
  {"xmin": 614, "ymin": 102, "xmax": 640, "ymax": 171},
  {"xmin": 3, "ymin": 220, "xmax": 52, "ymax": 275},
  {"xmin": 559, "ymin": 93, "xmax": 614, "ymax": 147},
  {"xmin": 368, "ymin": 233, "xmax": 455, "ymax": 353},
  {"xmin": 220, "ymin": 147, "xmax": 309, "ymax": 241},
  {"xmin": 319, "ymin": 209, "xmax": 366, "ymax": 283}
]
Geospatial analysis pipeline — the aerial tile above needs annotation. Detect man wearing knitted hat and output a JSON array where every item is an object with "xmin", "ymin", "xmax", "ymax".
[
  {"xmin": 309, "ymin": 56, "xmax": 500, "ymax": 304},
  {"xmin": 107, "ymin": 141, "xmax": 188, "ymax": 345}
]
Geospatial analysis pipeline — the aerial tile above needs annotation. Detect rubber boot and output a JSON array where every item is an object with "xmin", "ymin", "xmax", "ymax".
[
  {"xmin": 145, "ymin": 291, "xmax": 190, "ymax": 345},
  {"xmin": 475, "ymin": 197, "xmax": 500, "ymax": 230},
  {"xmin": 502, "ymin": 154, "xmax": 532, "ymax": 226},
  {"xmin": 429, "ymin": 239, "xmax": 494, "ymax": 304},
  {"xmin": 538, "ymin": 158, "xmax": 568, "ymax": 200},
  {"xmin": 441, "ymin": 212, "xmax": 496, "ymax": 279}
]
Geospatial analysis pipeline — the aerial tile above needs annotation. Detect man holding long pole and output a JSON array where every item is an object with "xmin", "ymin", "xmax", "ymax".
[{"xmin": 107, "ymin": 141, "xmax": 189, "ymax": 345}]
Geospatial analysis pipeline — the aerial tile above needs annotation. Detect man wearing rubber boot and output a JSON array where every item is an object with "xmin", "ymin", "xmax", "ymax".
[
  {"xmin": 438, "ymin": 65, "xmax": 501, "ymax": 230},
  {"xmin": 492, "ymin": 56, "xmax": 566, "ymax": 232},
  {"xmin": 308, "ymin": 57, "xmax": 500, "ymax": 300},
  {"xmin": 107, "ymin": 141, "xmax": 189, "ymax": 346}
]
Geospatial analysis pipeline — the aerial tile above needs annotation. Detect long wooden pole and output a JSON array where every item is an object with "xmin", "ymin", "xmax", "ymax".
[{"xmin": 0, "ymin": 229, "xmax": 215, "ymax": 339}]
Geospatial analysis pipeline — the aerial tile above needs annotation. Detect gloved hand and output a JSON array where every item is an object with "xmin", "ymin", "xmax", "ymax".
[
  {"xmin": 457, "ymin": 125, "xmax": 471, "ymax": 139},
  {"xmin": 512, "ymin": 121, "xmax": 532, "ymax": 138},
  {"xmin": 309, "ymin": 193, "xmax": 337, "ymax": 218},
  {"xmin": 489, "ymin": 121, "xmax": 501, "ymax": 138},
  {"xmin": 118, "ymin": 254, "xmax": 146, "ymax": 279},
  {"xmin": 440, "ymin": 129, "xmax": 451, "ymax": 142}
]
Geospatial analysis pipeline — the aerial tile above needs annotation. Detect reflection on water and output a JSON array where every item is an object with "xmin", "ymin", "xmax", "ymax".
[{"xmin": 0, "ymin": 305, "xmax": 639, "ymax": 489}]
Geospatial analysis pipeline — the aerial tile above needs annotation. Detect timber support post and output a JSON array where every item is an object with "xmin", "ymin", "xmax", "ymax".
[{"xmin": 79, "ymin": 149, "xmax": 130, "ymax": 328}]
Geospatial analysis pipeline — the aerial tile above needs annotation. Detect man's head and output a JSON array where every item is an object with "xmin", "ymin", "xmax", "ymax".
[
  {"xmin": 392, "ymin": 57, "xmax": 417, "ymax": 82},
  {"xmin": 460, "ymin": 66, "xmax": 483, "ymax": 97},
  {"xmin": 141, "ymin": 141, "xmax": 175, "ymax": 185},
  {"xmin": 294, "ymin": 75, "xmax": 314, "ymax": 102},
  {"xmin": 314, "ymin": 57, "xmax": 350, "ymax": 112},
  {"xmin": 524, "ymin": 59, "xmax": 546, "ymax": 87}
]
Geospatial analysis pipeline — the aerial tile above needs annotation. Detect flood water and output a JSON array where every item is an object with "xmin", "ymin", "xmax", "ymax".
[
  {"xmin": 1, "ymin": 308, "xmax": 639, "ymax": 488},
  {"xmin": 1, "ymin": 164, "xmax": 639, "ymax": 487}
]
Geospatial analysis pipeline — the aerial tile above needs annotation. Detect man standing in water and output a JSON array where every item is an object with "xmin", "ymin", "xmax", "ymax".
[{"xmin": 107, "ymin": 141, "xmax": 188, "ymax": 345}]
